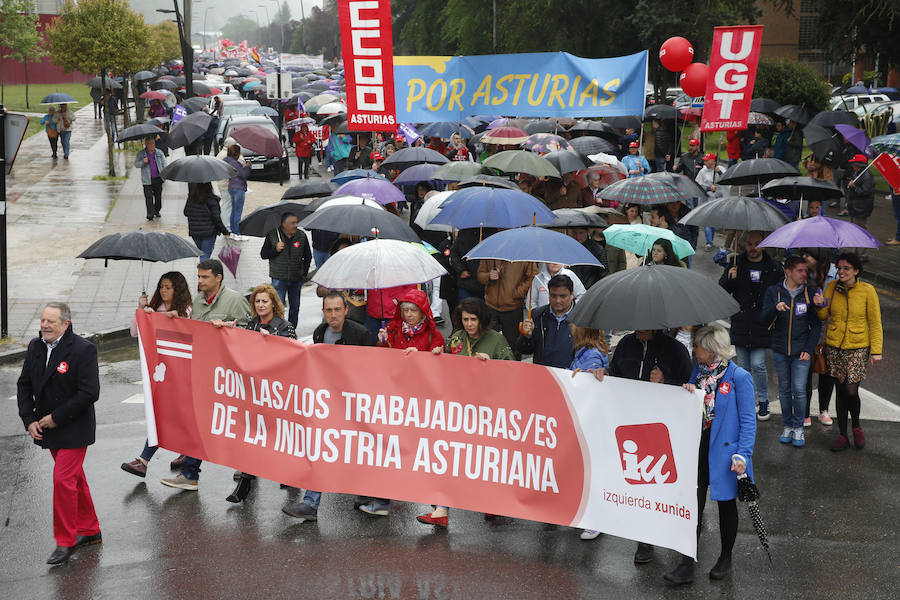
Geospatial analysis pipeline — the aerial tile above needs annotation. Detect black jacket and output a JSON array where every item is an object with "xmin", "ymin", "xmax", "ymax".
[
  {"xmin": 17, "ymin": 327, "xmax": 100, "ymax": 449},
  {"xmin": 719, "ymin": 252, "xmax": 782, "ymax": 347},
  {"xmin": 260, "ymin": 228, "xmax": 312, "ymax": 282},
  {"xmin": 313, "ymin": 319, "xmax": 375, "ymax": 346},
  {"xmin": 246, "ymin": 315, "xmax": 296, "ymax": 339},
  {"xmin": 183, "ymin": 193, "xmax": 228, "ymax": 238},
  {"xmin": 516, "ymin": 303, "xmax": 575, "ymax": 368},
  {"xmin": 846, "ymin": 169, "xmax": 874, "ymax": 219},
  {"xmin": 450, "ymin": 228, "xmax": 494, "ymax": 294},
  {"xmin": 570, "ymin": 238, "xmax": 607, "ymax": 290},
  {"xmin": 609, "ymin": 332, "xmax": 692, "ymax": 385}
]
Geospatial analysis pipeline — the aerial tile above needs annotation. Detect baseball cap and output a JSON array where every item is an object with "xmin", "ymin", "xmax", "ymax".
[
  {"xmin": 848, "ymin": 154, "xmax": 868, "ymax": 164},
  {"xmin": 689, "ymin": 138, "xmax": 700, "ymax": 146},
  {"xmin": 371, "ymin": 151, "xmax": 384, "ymax": 161},
  {"xmin": 629, "ymin": 141, "xmax": 639, "ymax": 148},
  {"xmin": 703, "ymin": 152, "xmax": 717, "ymax": 160}
]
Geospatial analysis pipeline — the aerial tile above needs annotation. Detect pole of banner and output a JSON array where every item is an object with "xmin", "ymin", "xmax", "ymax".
[
  {"xmin": 0, "ymin": 105, "xmax": 8, "ymax": 337},
  {"xmin": 850, "ymin": 161, "xmax": 874, "ymax": 183}
]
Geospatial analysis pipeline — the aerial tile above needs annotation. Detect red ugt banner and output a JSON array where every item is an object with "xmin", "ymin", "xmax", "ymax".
[
  {"xmin": 338, "ymin": 0, "xmax": 397, "ymax": 131},
  {"xmin": 873, "ymin": 153, "xmax": 900, "ymax": 193},
  {"xmin": 700, "ymin": 25, "xmax": 764, "ymax": 132}
]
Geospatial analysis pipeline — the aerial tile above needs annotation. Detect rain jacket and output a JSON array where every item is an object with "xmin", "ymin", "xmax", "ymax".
[
  {"xmin": 381, "ymin": 289, "xmax": 444, "ymax": 351},
  {"xmin": 816, "ymin": 280, "xmax": 882, "ymax": 353},
  {"xmin": 622, "ymin": 154, "xmax": 650, "ymax": 177},
  {"xmin": 477, "ymin": 259, "xmax": 539, "ymax": 312},
  {"xmin": 293, "ymin": 126, "xmax": 314, "ymax": 158},
  {"xmin": 445, "ymin": 329, "xmax": 514, "ymax": 360},
  {"xmin": 570, "ymin": 346, "xmax": 609, "ymax": 372},
  {"xmin": 183, "ymin": 192, "xmax": 229, "ymax": 238},
  {"xmin": 516, "ymin": 303, "xmax": 575, "ymax": 368},
  {"xmin": 609, "ymin": 332, "xmax": 692, "ymax": 385},
  {"xmin": 761, "ymin": 282, "xmax": 822, "ymax": 357},
  {"xmin": 695, "ymin": 165, "xmax": 726, "ymax": 200},
  {"xmin": 845, "ymin": 169, "xmax": 874, "ymax": 219}
]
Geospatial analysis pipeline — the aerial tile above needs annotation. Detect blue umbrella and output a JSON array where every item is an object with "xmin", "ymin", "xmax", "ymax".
[
  {"xmin": 243, "ymin": 80, "xmax": 262, "ymax": 88},
  {"xmin": 40, "ymin": 93, "xmax": 77, "ymax": 105},
  {"xmin": 430, "ymin": 187, "xmax": 555, "ymax": 229},
  {"xmin": 331, "ymin": 169, "xmax": 387, "ymax": 186},
  {"xmin": 845, "ymin": 85, "xmax": 868, "ymax": 94},
  {"xmin": 251, "ymin": 106, "xmax": 279, "ymax": 117},
  {"xmin": 418, "ymin": 121, "xmax": 475, "ymax": 139},
  {"xmin": 393, "ymin": 163, "xmax": 445, "ymax": 186},
  {"xmin": 465, "ymin": 227, "xmax": 601, "ymax": 265}
]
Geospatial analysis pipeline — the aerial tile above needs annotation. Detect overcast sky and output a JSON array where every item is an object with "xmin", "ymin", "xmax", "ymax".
[{"xmin": 131, "ymin": 0, "xmax": 324, "ymax": 31}]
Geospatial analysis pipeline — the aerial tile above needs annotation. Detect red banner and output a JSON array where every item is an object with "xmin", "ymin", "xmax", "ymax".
[
  {"xmin": 337, "ymin": 0, "xmax": 397, "ymax": 131},
  {"xmin": 873, "ymin": 152, "xmax": 900, "ymax": 193},
  {"xmin": 700, "ymin": 25, "xmax": 764, "ymax": 132}
]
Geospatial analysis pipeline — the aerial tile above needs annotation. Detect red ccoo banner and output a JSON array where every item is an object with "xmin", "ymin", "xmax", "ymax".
[
  {"xmin": 700, "ymin": 25, "xmax": 763, "ymax": 132},
  {"xmin": 337, "ymin": 0, "xmax": 397, "ymax": 131}
]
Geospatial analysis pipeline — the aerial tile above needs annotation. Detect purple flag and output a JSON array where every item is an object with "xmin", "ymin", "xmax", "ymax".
[{"xmin": 398, "ymin": 122, "xmax": 420, "ymax": 145}]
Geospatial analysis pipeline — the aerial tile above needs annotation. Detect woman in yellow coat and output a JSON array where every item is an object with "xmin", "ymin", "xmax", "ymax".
[{"xmin": 814, "ymin": 253, "xmax": 882, "ymax": 451}]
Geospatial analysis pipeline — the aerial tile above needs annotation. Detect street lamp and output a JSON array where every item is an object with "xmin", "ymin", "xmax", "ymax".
[
  {"xmin": 258, "ymin": 4, "xmax": 271, "ymax": 51},
  {"xmin": 156, "ymin": 3, "xmax": 193, "ymax": 98},
  {"xmin": 203, "ymin": 6, "xmax": 214, "ymax": 50}
]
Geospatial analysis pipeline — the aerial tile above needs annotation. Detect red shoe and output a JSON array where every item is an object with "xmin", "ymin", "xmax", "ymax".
[
  {"xmin": 483, "ymin": 513, "xmax": 498, "ymax": 519},
  {"xmin": 416, "ymin": 512, "xmax": 448, "ymax": 527},
  {"xmin": 852, "ymin": 426, "xmax": 866, "ymax": 449},
  {"xmin": 830, "ymin": 434, "xmax": 850, "ymax": 452}
]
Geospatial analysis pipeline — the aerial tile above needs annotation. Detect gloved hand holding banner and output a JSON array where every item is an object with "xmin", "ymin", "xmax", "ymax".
[{"xmin": 137, "ymin": 311, "xmax": 703, "ymax": 557}]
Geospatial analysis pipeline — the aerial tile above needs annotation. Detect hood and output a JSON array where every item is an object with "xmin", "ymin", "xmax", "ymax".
[{"xmin": 387, "ymin": 288, "xmax": 435, "ymax": 334}]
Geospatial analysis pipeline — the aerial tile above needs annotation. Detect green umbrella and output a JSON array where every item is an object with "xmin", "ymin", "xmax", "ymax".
[
  {"xmin": 431, "ymin": 161, "xmax": 492, "ymax": 181},
  {"xmin": 483, "ymin": 150, "xmax": 561, "ymax": 178},
  {"xmin": 603, "ymin": 224, "xmax": 695, "ymax": 259}
]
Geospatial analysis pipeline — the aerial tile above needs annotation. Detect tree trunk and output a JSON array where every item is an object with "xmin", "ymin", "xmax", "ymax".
[
  {"xmin": 101, "ymin": 70, "xmax": 116, "ymax": 177},
  {"xmin": 24, "ymin": 58, "xmax": 30, "ymax": 109},
  {"xmin": 122, "ymin": 74, "xmax": 132, "ymax": 130}
]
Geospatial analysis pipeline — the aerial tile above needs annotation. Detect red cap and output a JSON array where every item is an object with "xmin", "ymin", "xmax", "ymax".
[
  {"xmin": 689, "ymin": 138, "xmax": 700, "ymax": 145},
  {"xmin": 628, "ymin": 141, "xmax": 639, "ymax": 148},
  {"xmin": 703, "ymin": 152, "xmax": 717, "ymax": 160},
  {"xmin": 394, "ymin": 135, "xmax": 404, "ymax": 142},
  {"xmin": 371, "ymin": 151, "xmax": 384, "ymax": 161},
  {"xmin": 848, "ymin": 154, "xmax": 868, "ymax": 164}
]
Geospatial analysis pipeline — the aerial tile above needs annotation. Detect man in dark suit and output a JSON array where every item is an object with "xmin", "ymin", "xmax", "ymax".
[{"xmin": 17, "ymin": 303, "xmax": 101, "ymax": 565}]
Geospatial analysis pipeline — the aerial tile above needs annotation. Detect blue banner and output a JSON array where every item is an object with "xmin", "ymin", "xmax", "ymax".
[{"xmin": 393, "ymin": 51, "xmax": 648, "ymax": 123}]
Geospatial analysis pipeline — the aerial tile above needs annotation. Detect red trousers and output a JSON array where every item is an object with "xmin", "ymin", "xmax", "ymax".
[{"xmin": 50, "ymin": 447, "xmax": 100, "ymax": 547}]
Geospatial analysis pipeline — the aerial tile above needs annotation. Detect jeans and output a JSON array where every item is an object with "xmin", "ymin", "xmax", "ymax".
[
  {"xmin": 181, "ymin": 456, "xmax": 202, "ymax": 480},
  {"xmin": 704, "ymin": 226, "xmax": 715, "ymax": 245},
  {"xmin": 297, "ymin": 155, "xmax": 311, "ymax": 179},
  {"xmin": 772, "ymin": 352, "xmax": 811, "ymax": 429},
  {"xmin": 229, "ymin": 189, "xmax": 246, "ymax": 234},
  {"xmin": 192, "ymin": 236, "xmax": 216, "ymax": 262},
  {"xmin": 654, "ymin": 156, "xmax": 668, "ymax": 173},
  {"xmin": 303, "ymin": 489, "xmax": 322, "ymax": 509},
  {"xmin": 59, "ymin": 130, "xmax": 72, "ymax": 157},
  {"xmin": 143, "ymin": 177, "xmax": 163, "ymax": 217},
  {"xmin": 734, "ymin": 346, "xmax": 768, "ymax": 405},
  {"xmin": 313, "ymin": 248, "xmax": 330, "ymax": 269},
  {"xmin": 272, "ymin": 278, "xmax": 301, "ymax": 326},
  {"xmin": 139, "ymin": 439, "xmax": 158, "ymax": 461},
  {"xmin": 892, "ymin": 193, "xmax": 900, "ymax": 239}
]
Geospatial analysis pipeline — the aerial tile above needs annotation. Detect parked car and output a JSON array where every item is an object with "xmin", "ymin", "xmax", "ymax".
[
  {"xmin": 215, "ymin": 100, "xmax": 261, "ymax": 139},
  {"xmin": 217, "ymin": 115, "xmax": 288, "ymax": 180},
  {"xmin": 829, "ymin": 94, "xmax": 890, "ymax": 112}
]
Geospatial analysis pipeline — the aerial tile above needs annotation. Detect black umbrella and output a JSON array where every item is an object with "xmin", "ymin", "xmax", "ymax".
[
  {"xmin": 116, "ymin": 123, "xmax": 164, "ymax": 143},
  {"xmin": 644, "ymin": 104, "xmax": 678, "ymax": 120},
  {"xmin": 321, "ymin": 112, "xmax": 347, "ymax": 127},
  {"xmin": 182, "ymin": 96, "xmax": 210, "ymax": 114},
  {"xmin": 760, "ymin": 176, "xmax": 843, "ymax": 202},
  {"xmin": 570, "ymin": 120, "xmax": 618, "ymax": 137},
  {"xmin": 150, "ymin": 79, "xmax": 177, "ymax": 91},
  {"xmin": 808, "ymin": 110, "xmax": 860, "ymax": 129},
  {"xmin": 546, "ymin": 209, "xmax": 607, "ymax": 229},
  {"xmin": 87, "ymin": 75, "xmax": 121, "ymax": 89},
  {"xmin": 456, "ymin": 175, "xmax": 518, "ymax": 190},
  {"xmin": 543, "ymin": 150, "xmax": 591, "ymax": 175},
  {"xmin": 239, "ymin": 201, "xmax": 315, "ymax": 237},
  {"xmin": 737, "ymin": 473, "xmax": 772, "ymax": 563},
  {"xmin": 774, "ymin": 104, "xmax": 812, "ymax": 125},
  {"xmin": 167, "ymin": 112, "xmax": 212, "ymax": 148},
  {"xmin": 192, "ymin": 81, "xmax": 216, "ymax": 96},
  {"xmin": 803, "ymin": 124, "xmax": 842, "ymax": 165},
  {"xmin": 524, "ymin": 119, "xmax": 559, "ymax": 134},
  {"xmin": 161, "ymin": 155, "xmax": 237, "ymax": 182},
  {"xmin": 299, "ymin": 203, "xmax": 420, "ymax": 242},
  {"xmin": 678, "ymin": 196, "xmax": 790, "ymax": 231},
  {"xmin": 281, "ymin": 180, "xmax": 337, "ymax": 200},
  {"xmin": 569, "ymin": 264, "xmax": 740, "ymax": 330},
  {"xmin": 133, "ymin": 70, "xmax": 158, "ymax": 82},
  {"xmin": 717, "ymin": 158, "xmax": 799, "ymax": 186},
  {"xmin": 646, "ymin": 172, "xmax": 706, "ymax": 203},
  {"xmin": 603, "ymin": 115, "xmax": 642, "ymax": 131},
  {"xmin": 750, "ymin": 98, "xmax": 781, "ymax": 113},
  {"xmin": 569, "ymin": 136, "xmax": 617, "ymax": 156},
  {"xmin": 381, "ymin": 147, "xmax": 449, "ymax": 170},
  {"xmin": 147, "ymin": 116, "xmax": 170, "ymax": 128}
]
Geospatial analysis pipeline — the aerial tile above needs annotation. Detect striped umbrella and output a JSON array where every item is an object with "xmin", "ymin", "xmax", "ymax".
[
  {"xmin": 748, "ymin": 112, "xmax": 774, "ymax": 126},
  {"xmin": 481, "ymin": 126, "xmax": 529, "ymax": 145},
  {"xmin": 598, "ymin": 176, "xmax": 691, "ymax": 206},
  {"xmin": 869, "ymin": 134, "xmax": 900, "ymax": 156}
]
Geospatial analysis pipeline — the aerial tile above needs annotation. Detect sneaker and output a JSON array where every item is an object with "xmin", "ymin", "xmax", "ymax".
[
  {"xmin": 792, "ymin": 428, "xmax": 805, "ymax": 447},
  {"xmin": 634, "ymin": 542, "xmax": 655, "ymax": 564},
  {"xmin": 779, "ymin": 427, "xmax": 793, "ymax": 444},
  {"xmin": 120, "ymin": 458, "xmax": 147, "ymax": 478},
  {"xmin": 704, "ymin": 243, "xmax": 713, "ymax": 252},
  {"xmin": 830, "ymin": 434, "xmax": 850, "ymax": 452},
  {"xmin": 160, "ymin": 474, "xmax": 198, "ymax": 490},
  {"xmin": 803, "ymin": 417, "xmax": 812, "ymax": 427},
  {"xmin": 852, "ymin": 426, "xmax": 866, "ymax": 449},
  {"xmin": 359, "ymin": 500, "xmax": 390, "ymax": 516},
  {"xmin": 580, "ymin": 529, "xmax": 601, "ymax": 540},
  {"xmin": 757, "ymin": 404, "xmax": 771, "ymax": 421},
  {"xmin": 818, "ymin": 412, "xmax": 833, "ymax": 426},
  {"xmin": 282, "ymin": 500, "xmax": 318, "ymax": 520}
]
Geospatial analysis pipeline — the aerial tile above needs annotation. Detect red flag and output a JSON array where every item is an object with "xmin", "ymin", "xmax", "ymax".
[
  {"xmin": 701, "ymin": 25, "xmax": 764, "ymax": 132},
  {"xmin": 873, "ymin": 152, "xmax": 900, "ymax": 193}
]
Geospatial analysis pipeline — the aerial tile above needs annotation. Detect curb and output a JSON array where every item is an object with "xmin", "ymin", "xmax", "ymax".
[{"xmin": 0, "ymin": 327, "xmax": 135, "ymax": 367}]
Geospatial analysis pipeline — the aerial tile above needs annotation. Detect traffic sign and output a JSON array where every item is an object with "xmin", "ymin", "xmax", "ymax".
[
  {"xmin": 266, "ymin": 72, "xmax": 292, "ymax": 99},
  {"xmin": 4, "ymin": 112, "xmax": 29, "ymax": 175}
]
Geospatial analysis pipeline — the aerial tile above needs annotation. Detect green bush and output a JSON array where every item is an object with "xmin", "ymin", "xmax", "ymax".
[{"xmin": 754, "ymin": 58, "xmax": 831, "ymax": 113}]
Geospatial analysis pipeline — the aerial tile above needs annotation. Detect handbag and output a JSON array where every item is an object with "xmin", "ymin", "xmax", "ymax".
[
  {"xmin": 812, "ymin": 344, "xmax": 827, "ymax": 374},
  {"xmin": 47, "ymin": 128, "xmax": 59, "ymax": 139}
]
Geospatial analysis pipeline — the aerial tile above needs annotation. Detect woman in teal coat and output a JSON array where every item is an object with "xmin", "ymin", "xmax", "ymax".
[{"xmin": 665, "ymin": 324, "xmax": 757, "ymax": 585}]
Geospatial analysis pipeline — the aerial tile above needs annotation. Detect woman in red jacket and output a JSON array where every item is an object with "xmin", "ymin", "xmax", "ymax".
[
  {"xmin": 377, "ymin": 288, "xmax": 444, "ymax": 352},
  {"xmin": 293, "ymin": 124, "xmax": 314, "ymax": 179}
]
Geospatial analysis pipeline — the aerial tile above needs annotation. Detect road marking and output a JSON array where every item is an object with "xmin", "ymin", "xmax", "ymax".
[
  {"xmin": 122, "ymin": 393, "xmax": 144, "ymax": 404},
  {"xmin": 129, "ymin": 380, "xmax": 142, "ymax": 385},
  {"xmin": 767, "ymin": 386, "xmax": 900, "ymax": 423}
]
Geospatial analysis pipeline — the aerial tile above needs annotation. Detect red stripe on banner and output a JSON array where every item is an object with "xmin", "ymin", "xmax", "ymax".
[
  {"xmin": 157, "ymin": 329, "xmax": 193, "ymax": 344},
  {"xmin": 700, "ymin": 25, "xmax": 764, "ymax": 132},
  {"xmin": 337, "ymin": 0, "xmax": 397, "ymax": 132}
]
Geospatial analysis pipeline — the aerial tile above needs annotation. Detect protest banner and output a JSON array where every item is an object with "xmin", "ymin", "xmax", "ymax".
[
  {"xmin": 873, "ymin": 152, "xmax": 900, "ymax": 192},
  {"xmin": 137, "ymin": 312, "xmax": 702, "ymax": 557},
  {"xmin": 701, "ymin": 25, "xmax": 764, "ymax": 132}
]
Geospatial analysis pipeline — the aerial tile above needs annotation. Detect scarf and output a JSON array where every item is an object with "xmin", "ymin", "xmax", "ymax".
[
  {"xmin": 695, "ymin": 360, "xmax": 728, "ymax": 429},
  {"xmin": 400, "ymin": 319, "xmax": 425, "ymax": 342}
]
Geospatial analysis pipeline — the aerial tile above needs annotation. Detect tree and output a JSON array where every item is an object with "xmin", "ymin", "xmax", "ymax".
[
  {"xmin": 0, "ymin": 0, "xmax": 45, "ymax": 107},
  {"xmin": 813, "ymin": 0, "xmax": 900, "ymax": 84},
  {"xmin": 221, "ymin": 15, "xmax": 259, "ymax": 47},
  {"xmin": 754, "ymin": 58, "xmax": 831, "ymax": 113},
  {"xmin": 290, "ymin": 3, "xmax": 340, "ymax": 60},
  {"xmin": 45, "ymin": 0, "xmax": 155, "ymax": 176},
  {"xmin": 151, "ymin": 21, "xmax": 182, "ymax": 64}
]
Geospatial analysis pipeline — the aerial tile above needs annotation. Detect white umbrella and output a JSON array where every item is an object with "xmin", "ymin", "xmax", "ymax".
[
  {"xmin": 587, "ymin": 153, "xmax": 628, "ymax": 176},
  {"xmin": 315, "ymin": 195, "xmax": 384, "ymax": 212},
  {"xmin": 316, "ymin": 101, "xmax": 347, "ymax": 115},
  {"xmin": 311, "ymin": 239, "xmax": 446, "ymax": 290},
  {"xmin": 414, "ymin": 191, "xmax": 454, "ymax": 232}
]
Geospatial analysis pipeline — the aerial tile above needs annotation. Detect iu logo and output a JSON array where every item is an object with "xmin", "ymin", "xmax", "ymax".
[{"xmin": 615, "ymin": 423, "xmax": 678, "ymax": 485}]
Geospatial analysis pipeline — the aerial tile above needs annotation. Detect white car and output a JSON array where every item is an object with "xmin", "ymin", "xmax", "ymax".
[{"xmin": 830, "ymin": 94, "xmax": 890, "ymax": 113}]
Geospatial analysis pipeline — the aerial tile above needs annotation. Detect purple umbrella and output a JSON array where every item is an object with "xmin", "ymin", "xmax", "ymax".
[
  {"xmin": 393, "ymin": 163, "xmax": 444, "ymax": 186},
  {"xmin": 834, "ymin": 124, "xmax": 871, "ymax": 154},
  {"xmin": 758, "ymin": 215, "xmax": 882, "ymax": 249},
  {"xmin": 334, "ymin": 178, "xmax": 406, "ymax": 206}
]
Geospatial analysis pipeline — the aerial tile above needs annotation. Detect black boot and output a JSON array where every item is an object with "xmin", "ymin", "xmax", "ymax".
[
  {"xmin": 663, "ymin": 555, "xmax": 695, "ymax": 585},
  {"xmin": 226, "ymin": 474, "xmax": 253, "ymax": 503},
  {"xmin": 709, "ymin": 555, "xmax": 732, "ymax": 580}
]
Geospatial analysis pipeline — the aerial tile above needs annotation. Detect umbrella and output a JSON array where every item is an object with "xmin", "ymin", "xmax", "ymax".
[
  {"xmin": 603, "ymin": 115, "xmax": 642, "ymax": 130},
  {"xmin": 481, "ymin": 126, "xmax": 529, "ymax": 145},
  {"xmin": 304, "ymin": 93, "xmax": 339, "ymax": 112},
  {"xmin": 414, "ymin": 192, "xmax": 455, "ymax": 232},
  {"xmin": 281, "ymin": 180, "xmax": 336, "ymax": 200},
  {"xmin": 569, "ymin": 136, "xmax": 618, "ymax": 155},
  {"xmin": 844, "ymin": 85, "xmax": 867, "ymax": 94},
  {"xmin": 251, "ymin": 106, "xmax": 279, "ymax": 117},
  {"xmin": 40, "ymin": 93, "xmax": 77, "ymax": 105},
  {"xmin": 192, "ymin": 82, "xmax": 218, "ymax": 96},
  {"xmin": 869, "ymin": 134, "xmax": 900, "ymax": 156},
  {"xmin": 167, "ymin": 111, "xmax": 212, "ymax": 148},
  {"xmin": 603, "ymin": 224, "xmax": 695, "ymax": 259},
  {"xmin": 644, "ymin": 105, "xmax": 678, "ymax": 120},
  {"xmin": 320, "ymin": 113, "xmax": 346, "ymax": 128},
  {"xmin": 311, "ymin": 239, "xmax": 445, "ymax": 290},
  {"xmin": 286, "ymin": 117, "xmax": 316, "ymax": 128},
  {"xmin": 140, "ymin": 90, "xmax": 170, "ymax": 101},
  {"xmin": 574, "ymin": 164, "xmax": 626, "ymax": 188},
  {"xmin": 150, "ymin": 79, "xmax": 177, "ymax": 91},
  {"xmin": 750, "ymin": 98, "xmax": 781, "ymax": 113},
  {"xmin": 116, "ymin": 122, "xmax": 164, "ymax": 143},
  {"xmin": 570, "ymin": 120, "xmax": 619, "ymax": 139},
  {"xmin": 773, "ymin": 104, "xmax": 812, "ymax": 125},
  {"xmin": 737, "ymin": 473, "xmax": 772, "ymax": 563},
  {"xmin": 748, "ymin": 112, "xmax": 774, "ymax": 126},
  {"xmin": 678, "ymin": 196, "xmax": 790, "ymax": 231},
  {"xmin": 760, "ymin": 176, "xmax": 843, "ymax": 203},
  {"xmin": 431, "ymin": 161, "xmax": 492, "ymax": 181},
  {"xmin": 238, "ymin": 201, "xmax": 317, "ymax": 237},
  {"xmin": 598, "ymin": 176, "xmax": 691, "ymax": 206},
  {"xmin": 808, "ymin": 110, "xmax": 860, "ymax": 129},
  {"xmin": 758, "ymin": 215, "xmax": 881, "ymax": 249},
  {"xmin": 429, "ymin": 187, "xmax": 555, "ymax": 229},
  {"xmin": 716, "ymin": 158, "xmax": 799, "ymax": 186},
  {"xmin": 456, "ymin": 175, "xmax": 519, "ymax": 190},
  {"xmin": 523, "ymin": 119, "xmax": 560, "ymax": 134},
  {"xmin": 182, "ymin": 96, "xmax": 210, "ymax": 114},
  {"xmin": 483, "ymin": 150, "xmax": 560, "ymax": 178},
  {"xmin": 646, "ymin": 172, "xmax": 706, "ymax": 204},
  {"xmin": 160, "ymin": 155, "xmax": 237, "ymax": 182},
  {"xmin": 418, "ymin": 121, "xmax": 475, "ymax": 139},
  {"xmin": 546, "ymin": 208, "xmax": 607, "ymax": 229},
  {"xmin": 334, "ymin": 178, "xmax": 406, "ymax": 206},
  {"xmin": 309, "ymin": 195, "xmax": 385, "ymax": 215},
  {"xmin": 382, "ymin": 147, "xmax": 449, "ymax": 170},
  {"xmin": 147, "ymin": 116, "xmax": 170, "ymax": 127},
  {"xmin": 87, "ymin": 75, "xmax": 121, "ymax": 89},
  {"xmin": 316, "ymin": 101, "xmax": 347, "ymax": 116},
  {"xmin": 487, "ymin": 117, "xmax": 528, "ymax": 130},
  {"xmin": 803, "ymin": 124, "xmax": 840, "ymax": 164},
  {"xmin": 466, "ymin": 227, "xmax": 602, "ymax": 265},
  {"xmin": 133, "ymin": 70, "xmax": 158, "ymax": 81},
  {"xmin": 393, "ymin": 163, "xmax": 443, "ymax": 186},
  {"xmin": 299, "ymin": 203, "xmax": 420, "ymax": 242},
  {"xmin": 834, "ymin": 124, "xmax": 870, "ymax": 154},
  {"xmin": 523, "ymin": 134, "xmax": 573, "ymax": 153},
  {"xmin": 332, "ymin": 169, "xmax": 388, "ymax": 185},
  {"xmin": 542, "ymin": 150, "xmax": 591, "ymax": 175},
  {"xmin": 231, "ymin": 124, "xmax": 285, "ymax": 157},
  {"xmin": 569, "ymin": 264, "xmax": 740, "ymax": 330}
]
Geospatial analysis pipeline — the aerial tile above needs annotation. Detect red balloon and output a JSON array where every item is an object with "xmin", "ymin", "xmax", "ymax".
[
  {"xmin": 680, "ymin": 63, "xmax": 709, "ymax": 98},
  {"xmin": 659, "ymin": 37, "xmax": 694, "ymax": 72}
]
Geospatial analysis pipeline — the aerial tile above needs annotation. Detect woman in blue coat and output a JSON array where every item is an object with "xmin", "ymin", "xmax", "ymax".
[{"xmin": 664, "ymin": 324, "xmax": 757, "ymax": 585}]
